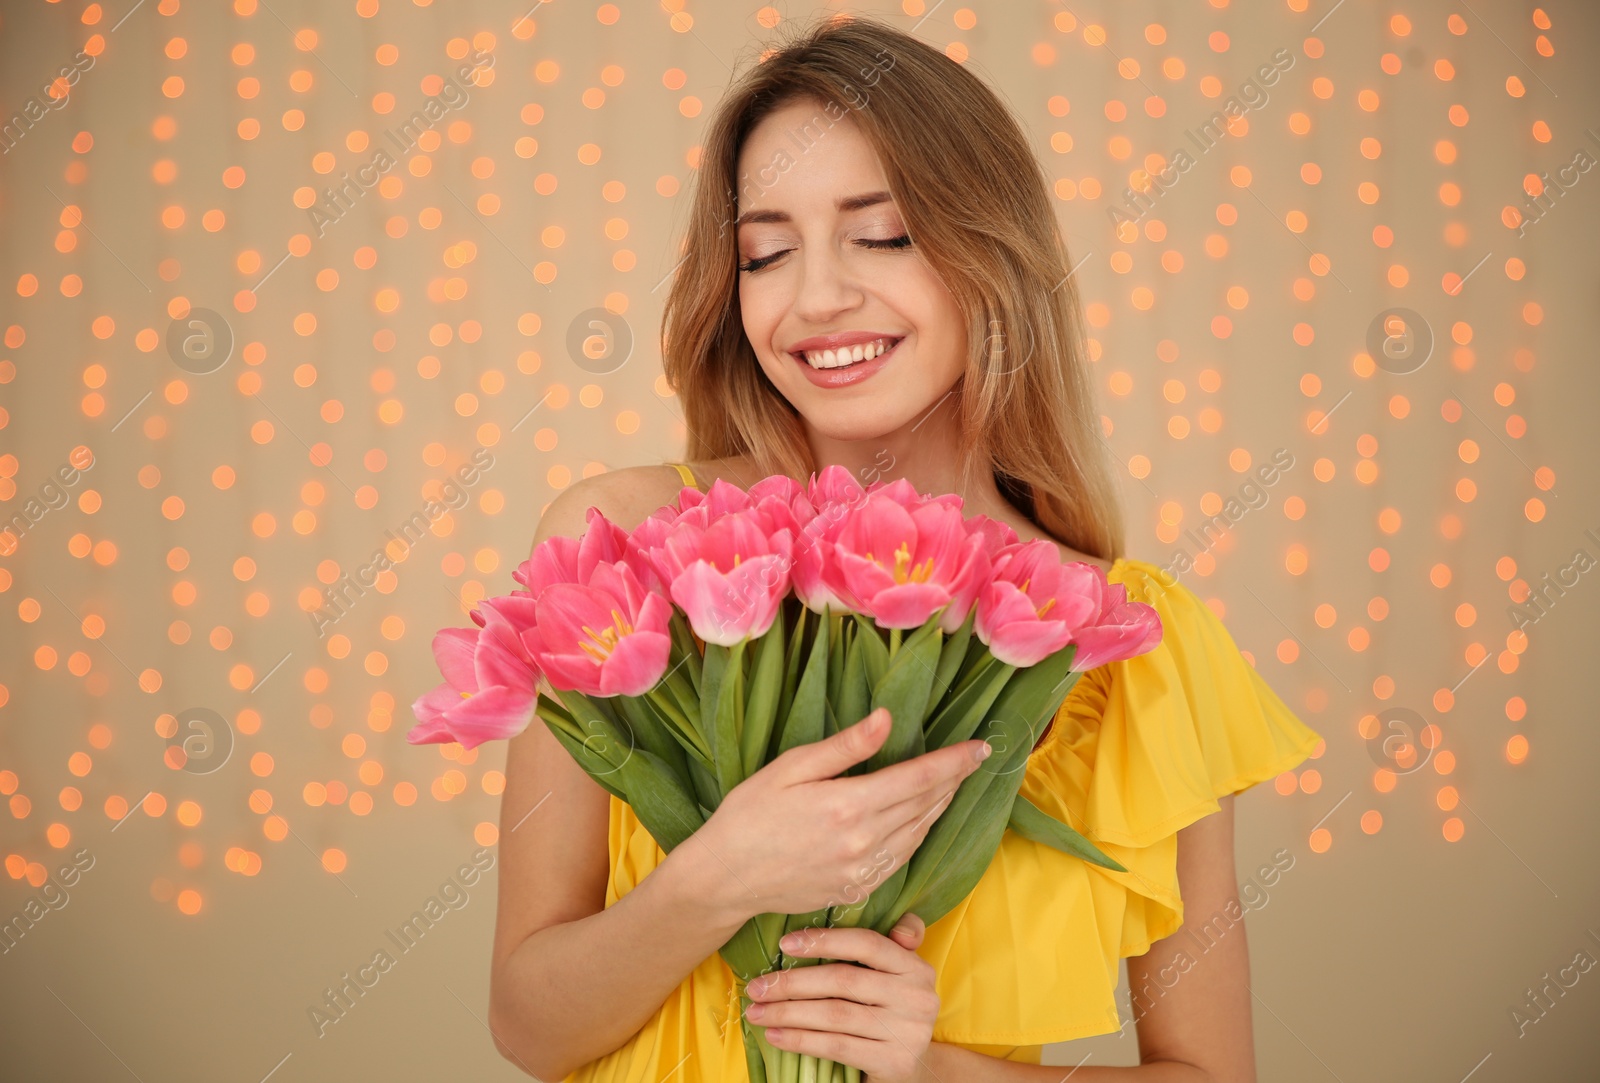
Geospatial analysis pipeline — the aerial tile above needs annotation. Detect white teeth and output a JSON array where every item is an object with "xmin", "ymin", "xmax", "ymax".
[{"xmin": 800, "ymin": 337, "xmax": 897, "ymax": 369}]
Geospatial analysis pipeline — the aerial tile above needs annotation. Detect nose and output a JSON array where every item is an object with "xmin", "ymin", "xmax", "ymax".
[{"xmin": 788, "ymin": 240, "xmax": 865, "ymax": 324}]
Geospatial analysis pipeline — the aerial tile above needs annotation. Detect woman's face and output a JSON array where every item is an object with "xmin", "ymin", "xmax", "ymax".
[{"xmin": 734, "ymin": 97, "xmax": 966, "ymax": 444}]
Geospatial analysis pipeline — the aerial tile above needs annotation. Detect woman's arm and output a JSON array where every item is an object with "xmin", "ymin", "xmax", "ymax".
[
  {"xmin": 913, "ymin": 795, "xmax": 1257, "ymax": 1082},
  {"xmin": 485, "ymin": 469, "xmax": 754, "ymax": 1080}
]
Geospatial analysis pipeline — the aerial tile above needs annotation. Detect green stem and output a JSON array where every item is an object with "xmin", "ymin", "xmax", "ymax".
[
  {"xmin": 646, "ymin": 687, "xmax": 709, "ymax": 762},
  {"xmin": 661, "ymin": 662, "xmax": 703, "ymax": 735},
  {"xmin": 888, "ymin": 625, "xmax": 901, "ymax": 659}
]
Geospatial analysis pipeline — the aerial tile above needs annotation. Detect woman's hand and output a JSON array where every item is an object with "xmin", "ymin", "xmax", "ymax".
[
  {"xmin": 696, "ymin": 706, "xmax": 992, "ymax": 921},
  {"xmin": 743, "ymin": 913, "xmax": 941, "ymax": 1083}
]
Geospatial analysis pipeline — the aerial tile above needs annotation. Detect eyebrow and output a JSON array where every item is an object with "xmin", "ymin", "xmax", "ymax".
[{"xmin": 733, "ymin": 189, "xmax": 894, "ymax": 231}]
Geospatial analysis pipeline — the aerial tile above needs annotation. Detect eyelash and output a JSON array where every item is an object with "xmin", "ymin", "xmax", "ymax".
[{"xmin": 738, "ymin": 234, "xmax": 912, "ymax": 274}]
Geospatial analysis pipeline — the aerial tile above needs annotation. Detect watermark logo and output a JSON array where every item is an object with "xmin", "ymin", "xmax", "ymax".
[
  {"xmin": 307, "ymin": 46, "xmax": 496, "ymax": 238},
  {"xmin": 1365, "ymin": 706, "xmax": 1433, "ymax": 775},
  {"xmin": 1510, "ymin": 936, "xmax": 1597, "ymax": 1037},
  {"xmin": 0, "ymin": 848, "xmax": 96, "ymax": 956},
  {"xmin": 165, "ymin": 707, "xmax": 235, "ymax": 775},
  {"xmin": 166, "ymin": 307, "xmax": 235, "ymax": 375},
  {"xmin": 1107, "ymin": 47, "xmax": 1294, "ymax": 232},
  {"xmin": 1365, "ymin": 307, "xmax": 1433, "ymax": 375},
  {"xmin": 1507, "ymin": 529, "xmax": 1600, "ymax": 631},
  {"xmin": 1159, "ymin": 448, "xmax": 1295, "ymax": 583},
  {"xmin": 307, "ymin": 847, "xmax": 497, "ymax": 1038},
  {"xmin": 0, "ymin": 445, "xmax": 95, "ymax": 557},
  {"xmin": 566, "ymin": 307, "xmax": 632, "ymax": 375},
  {"xmin": 1507, "ymin": 128, "xmax": 1599, "ymax": 239}
]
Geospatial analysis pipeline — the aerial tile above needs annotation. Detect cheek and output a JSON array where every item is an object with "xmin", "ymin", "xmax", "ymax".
[{"xmin": 739, "ymin": 284, "xmax": 787, "ymax": 358}]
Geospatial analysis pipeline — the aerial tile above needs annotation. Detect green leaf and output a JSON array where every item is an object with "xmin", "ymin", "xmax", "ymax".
[
  {"xmin": 923, "ymin": 653, "xmax": 1011, "ymax": 749},
  {"xmin": 774, "ymin": 601, "xmax": 807, "ymax": 746},
  {"xmin": 854, "ymin": 613, "xmax": 890, "ymax": 691},
  {"xmin": 777, "ymin": 604, "xmax": 830, "ymax": 756},
  {"xmin": 703, "ymin": 641, "xmax": 747, "ymax": 795},
  {"xmin": 853, "ymin": 861, "xmax": 910, "ymax": 932},
  {"xmin": 667, "ymin": 608, "xmax": 703, "ymax": 696},
  {"xmin": 930, "ymin": 604, "xmax": 974, "ymax": 706},
  {"xmin": 741, "ymin": 617, "xmax": 785, "ymax": 777},
  {"xmin": 864, "ymin": 611, "xmax": 941, "ymax": 772},
  {"xmin": 883, "ymin": 749, "xmax": 1025, "ymax": 932},
  {"xmin": 874, "ymin": 646, "xmax": 1082, "ymax": 930},
  {"xmin": 537, "ymin": 709, "xmax": 629, "ymax": 803},
  {"xmin": 879, "ymin": 751, "xmax": 1004, "ymax": 923},
  {"xmin": 949, "ymin": 625, "xmax": 992, "ymax": 691},
  {"xmin": 686, "ymin": 754, "xmax": 721, "ymax": 814},
  {"xmin": 613, "ymin": 690, "xmax": 691, "ymax": 780},
  {"xmin": 1007, "ymin": 794, "xmax": 1126, "ymax": 872},
  {"xmin": 613, "ymin": 747, "xmax": 705, "ymax": 855},
  {"xmin": 536, "ymin": 692, "xmax": 577, "ymax": 731},
  {"xmin": 638, "ymin": 689, "xmax": 710, "ymax": 768},
  {"xmin": 826, "ymin": 609, "xmax": 846, "ymax": 704},
  {"xmin": 834, "ymin": 627, "xmax": 871, "ymax": 771},
  {"xmin": 548, "ymin": 688, "xmax": 636, "ymax": 774}
]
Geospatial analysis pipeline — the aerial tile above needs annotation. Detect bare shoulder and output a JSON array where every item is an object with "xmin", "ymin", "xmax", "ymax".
[
  {"xmin": 682, "ymin": 453, "xmax": 766, "ymax": 491},
  {"xmin": 530, "ymin": 464, "xmax": 689, "ymax": 554}
]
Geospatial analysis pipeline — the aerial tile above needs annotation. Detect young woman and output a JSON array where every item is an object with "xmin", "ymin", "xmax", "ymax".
[{"xmin": 488, "ymin": 15, "xmax": 1321, "ymax": 1082}]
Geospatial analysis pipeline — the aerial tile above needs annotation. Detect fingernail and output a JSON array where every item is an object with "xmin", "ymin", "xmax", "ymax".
[
  {"xmin": 747, "ymin": 977, "xmax": 767, "ymax": 996},
  {"xmin": 973, "ymin": 741, "xmax": 993, "ymax": 762}
]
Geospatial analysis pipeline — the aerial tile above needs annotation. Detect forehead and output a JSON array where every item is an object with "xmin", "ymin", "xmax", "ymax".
[{"xmin": 734, "ymin": 100, "xmax": 890, "ymax": 222}]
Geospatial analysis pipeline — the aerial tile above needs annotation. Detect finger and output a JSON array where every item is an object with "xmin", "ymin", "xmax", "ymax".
[
  {"xmin": 873, "ymin": 786, "xmax": 958, "ymax": 869},
  {"xmin": 747, "ymin": 995, "xmax": 882, "ymax": 1041},
  {"xmin": 774, "ymin": 706, "xmax": 891, "ymax": 783},
  {"xmin": 877, "ymin": 767, "xmax": 964, "ymax": 836},
  {"xmin": 889, "ymin": 913, "xmax": 926, "ymax": 950},
  {"xmin": 835, "ymin": 738, "xmax": 988, "ymax": 812},
  {"xmin": 763, "ymin": 1025, "xmax": 905, "ymax": 1081},
  {"xmin": 748, "ymin": 961, "xmax": 898, "ymax": 1011},
  {"xmin": 780, "ymin": 926, "xmax": 922, "ymax": 976}
]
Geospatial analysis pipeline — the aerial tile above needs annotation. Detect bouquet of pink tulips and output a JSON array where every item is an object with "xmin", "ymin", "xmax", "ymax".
[{"xmin": 408, "ymin": 466, "xmax": 1163, "ymax": 1083}]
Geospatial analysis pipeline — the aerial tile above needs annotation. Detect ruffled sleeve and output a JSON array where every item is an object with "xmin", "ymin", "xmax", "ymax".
[{"xmin": 916, "ymin": 557, "xmax": 1324, "ymax": 1047}]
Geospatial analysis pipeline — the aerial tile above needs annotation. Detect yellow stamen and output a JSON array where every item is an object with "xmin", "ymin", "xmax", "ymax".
[
  {"xmin": 866, "ymin": 541, "xmax": 935, "ymax": 585},
  {"xmin": 577, "ymin": 607, "xmax": 635, "ymax": 663},
  {"xmin": 896, "ymin": 537, "xmax": 934, "ymax": 582}
]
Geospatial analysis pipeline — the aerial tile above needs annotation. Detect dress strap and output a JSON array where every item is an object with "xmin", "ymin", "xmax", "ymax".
[{"xmin": 668, "ymin": 461, "xmax": 701, "ymax": 491}]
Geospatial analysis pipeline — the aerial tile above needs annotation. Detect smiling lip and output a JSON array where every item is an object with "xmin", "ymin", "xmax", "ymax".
[
  {"xmin": 791, "ymin": 335, "xmax": 903, "ymax": 388},
  {"xmin": 788, "ymin": 330, "xmax": 905, "ymax": 354}
]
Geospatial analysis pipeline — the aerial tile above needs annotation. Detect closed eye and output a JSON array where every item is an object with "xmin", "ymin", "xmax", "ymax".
[{"xmin": 738, "ymin": 233, "xmax": 913, "ymax": 274}]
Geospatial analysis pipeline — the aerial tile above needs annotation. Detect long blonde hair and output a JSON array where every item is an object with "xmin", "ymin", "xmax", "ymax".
[{"xmin": 660, "ymin": 13, "xmax": 1126, "ymax": 561}]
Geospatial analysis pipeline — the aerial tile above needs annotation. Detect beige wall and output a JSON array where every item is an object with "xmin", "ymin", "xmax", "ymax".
[{"xmin": 2, "ymin": 1, "xmax": 1597, "ymax": 1079}]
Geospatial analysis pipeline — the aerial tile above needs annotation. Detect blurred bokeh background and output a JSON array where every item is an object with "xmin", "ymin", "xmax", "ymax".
[{"xmin": 2, "ymin": 1, "xmax": 1597, "ymax": 1079}]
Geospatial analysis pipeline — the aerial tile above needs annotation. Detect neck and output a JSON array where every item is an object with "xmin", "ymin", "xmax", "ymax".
[{"xmin": 801, "ymin": 406, "xmax": 1017, "ymax": 524}]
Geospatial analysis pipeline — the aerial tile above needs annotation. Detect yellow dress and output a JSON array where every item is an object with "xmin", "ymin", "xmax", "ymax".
[{"xmin": 562, "ymin": 461, "xmax": 1324, "ymax": 1080}]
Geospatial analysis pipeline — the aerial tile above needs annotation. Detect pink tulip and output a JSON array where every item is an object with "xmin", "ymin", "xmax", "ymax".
[
  {"xmin": 406, "ymin": 597, "xmax": 541, "ymax": 750},
  {"xmin": 645, "ymin": 510, "xmax": 794, "ymax": 646},
  {"xmin": 806, "ymin": 462, "xmax": 869, "ymax": 513},
  {"xmin": 1069, "ymin": 578, "xmax": 1164, "ymax": 671},
  {"xmin": 824, "ymin": 492, "xmax": 991, "ymax": 631},
  {"xmin": 975, "ymin": 542, "xmax": 1103, "ymax": 666},
  {"xmin": 529, "ymin": 560, "xmax": 673, "ymax": 695},
  {"xmin": 789, "ymin": 501, "xmax": 857, "ymax": 618},
  {"xmin": 964, "ymin": 513, "xmax": 1020, "ymax": 561},
  {"xmin": 512, "ymin": 506, "xmax": 653, "ymax": 599}
]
